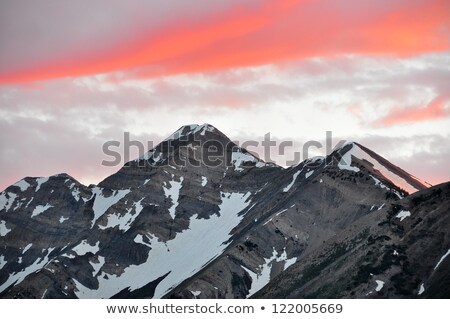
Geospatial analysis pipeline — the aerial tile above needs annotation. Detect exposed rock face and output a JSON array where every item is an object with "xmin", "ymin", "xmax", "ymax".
[
  {"xmin": 0, "ymin": 123, "xmax": 446, "ymax": 299},
  {"xmin": 254, "ymin": 182, "xmax": 450, "ymax": 299}
]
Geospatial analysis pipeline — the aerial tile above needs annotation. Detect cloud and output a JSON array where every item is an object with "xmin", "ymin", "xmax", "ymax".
[
  {"xmin": 2, "ymin": 108, "xmax": 447, "ymax": 192},
  {"xmin": 377, "ymin": 95, "xmax": 450, "ymax": 126},
  {"xmin": 1, "ymin": 53, "xmax": 449, "ymax": 120},
  {"xmin": 0, "ymin": 0, "xmax": 448, "ymax": 83},
  {"xmin": 1, "ymin": 53, "xmax": 449, "ymax": 190},
  {"xmin": 0, "ymin": 107, "xmax": 164, "ymax": 191},
  {"xmin": 353, "ymin": 134, "xmax": 450, "ymax": 186}
]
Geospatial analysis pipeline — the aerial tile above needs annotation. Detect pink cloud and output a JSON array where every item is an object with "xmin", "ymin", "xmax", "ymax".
[
  {"xmin": 0, "ymin": 0, "xmax": 448, "ymax": 83},
  {"xmin": 378, "ymin": 95, "xmax": 450, "ymax": 126}
]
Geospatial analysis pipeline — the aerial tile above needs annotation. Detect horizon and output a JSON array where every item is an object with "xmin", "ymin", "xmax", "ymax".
[
  {"xmin": 1, "ymin": 0, "xmax": 449, "ymax": 190},
  {"xmin": 0, "ymin": 122, "xmax": 434, "ymax": 192}
]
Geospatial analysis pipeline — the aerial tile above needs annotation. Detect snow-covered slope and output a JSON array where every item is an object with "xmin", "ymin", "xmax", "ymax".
[{"xmin": 75, "ymin": 191, "xmax": 252, "ymax": 298}]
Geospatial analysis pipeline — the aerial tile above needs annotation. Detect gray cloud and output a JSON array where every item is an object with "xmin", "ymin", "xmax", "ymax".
[
  {"xmin": 0, "ymin": 0, "xmax": 262, "ymax": 75},
  {"xmin": 354, "ymin": 134, "xmax": 450, "ymax": 185},
  {"xmin": 0, "ymin": 111, "xmax": 164, "ymax": 191}
]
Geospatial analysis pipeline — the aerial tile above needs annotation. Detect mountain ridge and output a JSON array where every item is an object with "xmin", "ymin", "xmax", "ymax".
[{"xmin": 1, "ymin": 123, "xmax": 447, "ymax": 299}]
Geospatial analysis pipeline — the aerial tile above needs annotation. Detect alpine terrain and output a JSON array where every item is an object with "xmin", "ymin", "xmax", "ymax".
[{"xmin": 0, "ymin": 124, "xmax": 449, "ymax": 299}]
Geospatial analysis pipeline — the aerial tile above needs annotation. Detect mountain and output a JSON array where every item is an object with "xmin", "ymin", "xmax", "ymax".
[{"xmin": 0, "ymin": 123, "xmax": 448, "ymax": 299}]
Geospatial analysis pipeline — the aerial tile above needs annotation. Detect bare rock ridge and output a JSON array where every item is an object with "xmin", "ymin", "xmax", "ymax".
[{"xmin": 0, "ymin": 123, "xmax": 448, "ymax": 299}]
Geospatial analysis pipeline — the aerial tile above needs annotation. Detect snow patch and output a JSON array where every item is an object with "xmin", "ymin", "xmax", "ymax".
[
  {"xmin": 0, "ymin": 248, "xmax": 55, "ymax": 294},
  {"xmin": 370, "ymin": 175, "xmax": 389, "ymax": 191},
  {"xmin": 25, "ymin": 197, "xmax": 33, "ymax": 208},
  {"xmin": 35, "ymin": 177, "xmax": 49, "ymax": 192},
  {"xmin": 370, "ymin": 179, "xmax": 402, "ymax": 201},
  {"xmin": 13, "ymin": 200, "xmax": 23, "ymax": 211},
  {"xmin": 375, "ymin": 280, "xmax": 384, "ymax": 292},
  {"xmin": 305, "ymin": 156, "xmax": 324, "ymax": 165},
  {"xmin": 133, "ymin": 234, "xmax": 152, "ymax": 247},
  {"xmin": 163, "ymin": 177, "xmax": 184, "ymax": 219},
  {"xmin": 164, "ymin": 124, "xmax": 215, "ymax": 142},
  {"xmin": 140, "ymin": 150, "xmax": 155, "ymax": 161},
  {"xmin": 98, "ymin": 199, "xmax": 145, "ymax": 232},
  {"xmin": 0, "ymin": 220, "xmax": 11, "ymax": 236},
  {"xmin": 242, "ymin": 247, "xmax": 297, "ymax": 297},
  {"xmin": 434, "ymin": 248, "xmax": 450, "ymax": 270},
  {"xmin": 90, "ymin": 256, "xmax": 106, "ymax": 277},
  {"xmin": 201, "ymin": 176, "xmax": 208, "ymax": 187},
  {"xmin": 275, "ymin": 209, "xmax": 288, "ymax": 216},
  {"xmin": 90, "ymin": 187, "xmax": 130, "ymax": 228},
  {"xmin": 59, "ymin": 216, "xmax": 69, "ymax": 223},
  {"xmin": 74, "ymin": 191, "xmax": 252, "ymax": 299},
  {"xmin": 13, "ymin": 179, "xmax": 30, "ymax": 192},
  {"xmin": 164, "ymin": 124, "xmax": 197, "ymax": 141},
  {"xmin": 338, "ymin": 144, "xmax": 360, "ymax": 172},
  {"xmin": 418, "ymin": 283, "xmax": 425, "ymax": 295},
  {"xmin": 137, "ymin": 150, "xmax": 165, "ymax": 163},
  {"xmin": 231, "ymin": 151, "xmax": 262, "ymax": 172},
  {"xmin": 152, "ymin": 151, "xmax": 163, "ymax": 163},
  {"xmin": 395, "ymin": 210, "xmax": 411, "ymax": 222},
  {"xmin": 0, "ymin": 192, "xmax": 17, "ymax": 211},
  {"xmin": 190, "ymin": 290, "xmax": 201, "ymax": 298},
  {"xmin": 283, "ymin": 170, "xmax": 302, "ymax": 192},
  {"xmin": 22, "ymin": 243, "xmax": 32, "ymax": 254},
  {"xmin": 305, "ymin": 170, "xmax": 314, "ymax": 179},
  {"xmin": 72, "ymin": 240, "xmax": 100, "ymax": 256},
  {"xmin": 70, "ymin": 183, "xmax": 81, "ymax": 201},
  {"xmin": 0, "ymin": 255, "xmax": 6, "ymax": 270},
  {"xmin": 195, "ymin": 123, "xmax": 215, "ymax": 136},
  {"xmin": 31, "ymin": 204, "xmax": 53, "ymax": 217},
  {"xmin": 283, "ymin": 253, "xmax": 297, "ymax": 270},
  {"xmin": 45, "ymin": 266, "xmax": 55, "ymax": 274}
]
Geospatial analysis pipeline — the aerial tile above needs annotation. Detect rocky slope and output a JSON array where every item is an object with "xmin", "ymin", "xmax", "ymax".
[
  {"xmin": 254, "ymin": 182, "xmax": 450, "ymax": 298},
  {"xmin": 0, "ymin": 123, "xmax": 446, "ymax": 299}
]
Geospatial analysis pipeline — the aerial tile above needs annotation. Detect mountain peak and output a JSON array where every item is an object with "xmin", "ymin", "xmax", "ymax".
[
  {"xmin": 335, "ymin": 141, "xmax": 430, "ymax": 193},
  {"xmin": 164, "ymin": 123, "xmax": 218, "ymax": 141},
  {"xmin": 133, "ymin": 123, "xmax": 276, "ymax": 171},
  {"xmin": 135, "ymin": 123, "xmax": 221, "ymax": 163}
]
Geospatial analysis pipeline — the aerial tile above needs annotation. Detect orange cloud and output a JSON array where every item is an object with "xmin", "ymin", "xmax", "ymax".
[
  {"xmin": 378, "ymin": 96, "xmax": 450, "ymax": 126},
  {"xmin": 0, "ymin": 0, "xmax": 449, "ymax": 83}
]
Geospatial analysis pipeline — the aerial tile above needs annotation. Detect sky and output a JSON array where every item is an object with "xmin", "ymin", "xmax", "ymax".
[{"xmin": 0, "ymin": 0, "xmax": 449, "ymax": 191}]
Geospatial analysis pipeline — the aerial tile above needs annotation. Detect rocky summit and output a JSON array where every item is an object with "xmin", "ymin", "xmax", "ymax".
[{"xmin": 0, "ymin": 124, "xmax": 448, "ymax": 299}]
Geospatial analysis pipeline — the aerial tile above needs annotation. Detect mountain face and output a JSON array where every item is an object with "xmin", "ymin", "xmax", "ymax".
[
  {"xmin": 253, "ymin": 182, "xmax": 450, "ymax": 299},
  {"xmin": 0, "ymin": 123, "xmax": 447, "ymax": 299}
]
